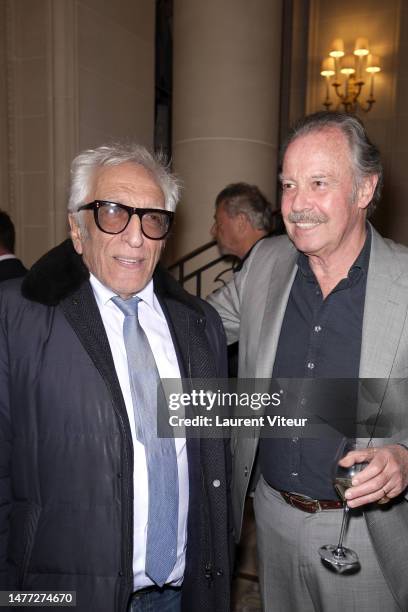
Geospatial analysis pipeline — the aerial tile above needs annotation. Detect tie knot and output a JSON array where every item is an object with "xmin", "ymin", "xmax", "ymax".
[{"xmin": 112, "ymin": 295, "xmax": 141, "ymax": 317}]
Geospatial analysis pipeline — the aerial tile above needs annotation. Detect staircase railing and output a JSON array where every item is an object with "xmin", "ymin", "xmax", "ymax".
[
  {"xmin": 168, "ymin": 211, "xmax": 283, "ymax": 297},
  {"xmin": 168, "ymin": 239, "xmax": 236, "ymax": 297}
]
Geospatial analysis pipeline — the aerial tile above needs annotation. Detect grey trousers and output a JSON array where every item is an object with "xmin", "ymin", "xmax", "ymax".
[{"xmin": 254, "ymin": 476, "xmax": 402, "ymax": 612}]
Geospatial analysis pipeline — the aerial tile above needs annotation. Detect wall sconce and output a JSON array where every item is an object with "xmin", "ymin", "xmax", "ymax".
[{"xmin": 320, "ymin": 38, "xmax": 381, "ymax": 113}]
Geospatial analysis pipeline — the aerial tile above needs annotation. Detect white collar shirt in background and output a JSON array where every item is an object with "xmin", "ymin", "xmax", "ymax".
[{"xmin": 90, "ymin": 273, "xmax": 188, "ymax": 591}]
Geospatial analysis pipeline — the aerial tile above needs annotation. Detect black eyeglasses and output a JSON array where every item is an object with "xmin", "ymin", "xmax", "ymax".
[{"xmin": 77, "ymin": 200, "xmax": 174, "ymax": 240}]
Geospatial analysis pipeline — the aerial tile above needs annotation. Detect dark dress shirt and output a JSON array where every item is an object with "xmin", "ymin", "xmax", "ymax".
[{"xmin": 259, "ymin": 229, "xmax": 371, "ymax": 499}]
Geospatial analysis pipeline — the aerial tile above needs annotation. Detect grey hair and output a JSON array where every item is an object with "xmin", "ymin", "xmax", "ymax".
[
  {"xmin": 280, "ymin": 111, "xmax": 383, "ymax": 217},
  {"xmin": 68, "ymin": 143, "xmax": 181, "ymax": 217},
  {"xmin": 215, "ymin": 182, "xmax": 274, "ymax": 232}
]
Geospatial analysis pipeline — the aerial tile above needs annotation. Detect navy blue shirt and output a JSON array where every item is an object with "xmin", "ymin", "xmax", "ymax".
[{"xmin": 259, "ymin": 229, "xmax": 371, "ymax": 499}]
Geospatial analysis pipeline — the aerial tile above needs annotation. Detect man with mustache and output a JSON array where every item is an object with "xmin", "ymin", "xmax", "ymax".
[
  {"xmin": 0, "ymin": 143, "xmax": 231, "ymax": 612},
  {"xmin": 208, "ymin": 111, "xmax": 408, "ymax": 611}
]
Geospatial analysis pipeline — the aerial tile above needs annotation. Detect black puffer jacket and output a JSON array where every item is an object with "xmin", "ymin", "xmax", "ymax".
[{"xmin": 0, "ymin": 240, "xmax": 232, "ymax": 611}]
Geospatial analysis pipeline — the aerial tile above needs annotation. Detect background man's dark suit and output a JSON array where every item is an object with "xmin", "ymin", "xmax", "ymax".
[{"xmin": 0, "ymin": 257, "xmax": 27, "ymax": 281}]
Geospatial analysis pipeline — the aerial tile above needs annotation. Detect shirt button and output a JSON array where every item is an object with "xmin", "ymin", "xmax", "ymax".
[
  {"xmin": 307, "ymin": 362, "xmax": 315, "ymax": 370},
  {"xmin": 291, "ymin": 472, "xmax": 298, "ymax": 477},
  {"xmin": 300, "ymin": 397, "xmax": 307, "ymax": 406},
  {"xmin": 314, "ymin": 325, "xmax": 322, "ymax": 333},
  {"xmin": 212, "ymin": 479, "xmax": 221, "ymax": 488},
  {"xmin": 292, "ymin": 437, "xmax": 299, "ymax": 443}
]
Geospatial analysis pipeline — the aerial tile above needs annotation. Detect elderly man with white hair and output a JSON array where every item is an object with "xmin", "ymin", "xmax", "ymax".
[{"xmin": 0, "ymin": 143, "xmax": 231, "ymax": 612}]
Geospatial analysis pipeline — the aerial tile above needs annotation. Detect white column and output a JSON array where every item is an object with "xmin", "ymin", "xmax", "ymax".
[
  {"xmin": 49, "ymin": 0, "xmax": 78, "ymax": 244},
  {"xmin": 171, "ymin": 0, "xmax": 284, "ymax": 260}
]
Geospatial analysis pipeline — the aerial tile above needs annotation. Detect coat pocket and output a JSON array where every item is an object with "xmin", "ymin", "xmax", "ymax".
[{"xmin": 8, "ymin": 501, "xmax": 41, "ymax": 588}]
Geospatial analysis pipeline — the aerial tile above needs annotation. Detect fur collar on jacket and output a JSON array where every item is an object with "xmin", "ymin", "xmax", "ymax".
[{"xmin": 22, "ymin": 239, "xmax": 204, "ymax": 314}]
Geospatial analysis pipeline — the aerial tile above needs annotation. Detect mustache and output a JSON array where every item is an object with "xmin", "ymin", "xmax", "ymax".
[{"xmin": 287, "ymin": 211, "xmax": 328, "ymax": 224}]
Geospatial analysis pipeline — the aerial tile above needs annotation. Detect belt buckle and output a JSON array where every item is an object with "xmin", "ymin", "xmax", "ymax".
[
  {"xmin": 291, "ymin": 493, "xmax": 321, "ymax": 513},
  {"xmin": 302, "ymin": 496, "xmax": 320, "ymax": 513}
]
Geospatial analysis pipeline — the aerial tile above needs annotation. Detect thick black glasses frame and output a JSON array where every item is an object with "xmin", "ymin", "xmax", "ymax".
[{"xmin": 77, "ymin": 200, "xmax": 174, "ymax": 239}]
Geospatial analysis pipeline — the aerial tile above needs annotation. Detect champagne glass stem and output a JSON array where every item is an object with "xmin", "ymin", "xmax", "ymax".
[{"xmin": 335, "ymin": 504, "xmax": 350, "ymax": 555}]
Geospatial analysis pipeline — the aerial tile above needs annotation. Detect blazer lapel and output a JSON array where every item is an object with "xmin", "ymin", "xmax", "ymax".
[
  {"xmin": 357, "ymin": 228, "xmax": 408, "ymax": 437},
  {"xmin": 255, "ymin": 246, "xmax": 298, "ymax": 378},
  {"xmin": 360, "ymin": 227, "xmax": 408, "ymax": 379}
]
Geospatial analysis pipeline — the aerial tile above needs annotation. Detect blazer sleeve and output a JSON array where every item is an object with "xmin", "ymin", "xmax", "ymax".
[{"xmin": 206, "ymin": 254, "xmax": 254, "ymax": 346}]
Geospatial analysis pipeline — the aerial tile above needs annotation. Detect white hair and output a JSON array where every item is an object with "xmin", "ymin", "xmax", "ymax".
[{"xmin": 68, "ymin": 143, "xmax": 181, "ymax": 217}]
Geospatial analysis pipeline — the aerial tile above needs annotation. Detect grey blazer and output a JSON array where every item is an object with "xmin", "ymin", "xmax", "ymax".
[{"xmin": 208, "ymin": 225, "xmax": 408, "ymax": 609}]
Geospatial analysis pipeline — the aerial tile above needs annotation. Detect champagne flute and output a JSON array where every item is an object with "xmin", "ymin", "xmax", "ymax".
[{"xmin": 318, "ymin": 440, "xmax": 368, "ymax": 573}]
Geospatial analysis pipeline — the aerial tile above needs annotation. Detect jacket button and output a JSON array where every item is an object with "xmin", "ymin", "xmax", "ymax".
[
  {"xmin": 212, "ymin": 479, "xmax": 221, "ymax": 488},
  {"xmin": 216, "ymin": 568, "xmax": 224, "ymax": 577},
  {"xmin": 117, "ymin": 473, "xmax": 122, "ymax": 479},
  {"xmin": 244, "ymin": 466, "xmax": 249, "ymax": 477},
  {"xmin": 204, "ymin": 563, "xmax": 213, "ymax": 580},
  {"xmin": 118, "ymin": 571, "xmax": 124, "ymax": 577}
]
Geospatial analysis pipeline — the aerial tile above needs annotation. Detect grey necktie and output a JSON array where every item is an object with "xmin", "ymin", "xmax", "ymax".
[{"xmin": 112, "ymin": 295, "xmax": 178, "ymax": 587}]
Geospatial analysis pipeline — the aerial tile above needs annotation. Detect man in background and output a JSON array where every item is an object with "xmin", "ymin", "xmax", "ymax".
[
  {"xmin": 0, "ymin": 210, "xmax": 26, "ymax": 281},
  {"xmin": 211, "ymin": 182, "xmax": 276, "ymax": 270},
  {"xmin": 211, "ymin": 183, "xmax": 277, "ymax": 376}
]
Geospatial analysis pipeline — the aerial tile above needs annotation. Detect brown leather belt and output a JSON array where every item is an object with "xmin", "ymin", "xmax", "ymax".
[{"xmin": 280, "ymin": 490, "xmax": 343, "ymax": 513}]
